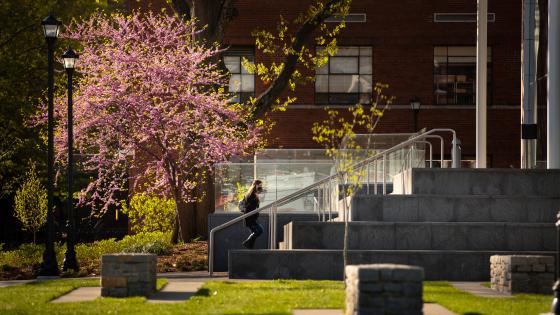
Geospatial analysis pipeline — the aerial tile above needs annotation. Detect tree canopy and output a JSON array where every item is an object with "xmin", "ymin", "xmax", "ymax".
[{"xmin": 44, "ymin": 11, "xmax": 262, "ymax": 242}]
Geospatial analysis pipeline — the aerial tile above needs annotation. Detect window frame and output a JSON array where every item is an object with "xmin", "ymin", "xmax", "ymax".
[
  {"xmin": 433, "ymin": 45, "xmax": 493, "ymax": 106},
  {"xmin": 223, "ymin": 47, "xmax": 255, "ymax": 104},
  {"xmin": 315, "ymin": 46, "xmax": 373, "ymax": 105}
]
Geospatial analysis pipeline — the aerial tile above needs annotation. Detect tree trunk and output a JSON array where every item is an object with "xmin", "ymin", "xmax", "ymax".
[
  {"xmin": 171, "ymin": 210, "xmax": 181, "ymax": 244},
  {"xmin": 33, "ymin": 231, "xmax": 36, "ymax": 244},
  {"xmin": 194, "ymin": 173, "xmax": 215, "ymax": 239}
]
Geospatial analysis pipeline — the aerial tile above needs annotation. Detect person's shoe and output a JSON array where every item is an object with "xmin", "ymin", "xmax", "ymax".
[{"xmin": 242, "ymin": 234, "xmax": 256, "ymax": 249}]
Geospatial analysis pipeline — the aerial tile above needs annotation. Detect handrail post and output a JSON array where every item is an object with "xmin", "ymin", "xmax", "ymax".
[
  {"xmin": 373, "ymin": 160, "xmax": 377, "ymax": 195},
  {"xmin": 452, "ymin": 136, "xmax": 462, "ymax": 168},
  {"xmin": 382, "ymin": 154, "xmax": 387, "ymax": 195},
  {"xmin": 209, "ymin": 230, "xmax": 214, "ymax": 276}
]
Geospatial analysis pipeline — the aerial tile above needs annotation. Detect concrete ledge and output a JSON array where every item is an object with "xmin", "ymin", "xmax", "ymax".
[
  {"xmin": 229, "ymin": 249, "xmax": 555, "ymax": 281},
  {"xmin": 401, "ymin": 168, "xmax": 560, "ymax": 196},
  {"xmin": 285, "ymin": 221, "xmax": 555, "ymax": 251},
  {"xmin": 351, "ymin": 194, "xmax": 560, "ymax": 222}
]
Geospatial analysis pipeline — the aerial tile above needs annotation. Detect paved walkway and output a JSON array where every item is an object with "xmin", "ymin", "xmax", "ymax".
[
  {"xmin": 51, "ymin": 287, "xmax": 100, "ymax": 303},
  {"xmin": 292, "ymin": 304, "xmax": 456, "ymax": 315},
  {"xmin": 147, "ymin": 281, "xmax": 204, "ymax": 303},
  {"xmin": 0, "ymin": 280, "xmax": 34, "ymax": 288},
  {"xmin": 50, "ymin": 279, "xmax": 207, "ymax": 304},
  {"xmin": 450, "ymin": 282, "xmax": 511, "ymax": 298}
]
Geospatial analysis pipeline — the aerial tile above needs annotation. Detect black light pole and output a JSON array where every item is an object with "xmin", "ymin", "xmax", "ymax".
[
  {"xmin": 410, "ymin": 97, "xmax": 421, "ymax": 132},
  {"xmin": 61, "ymin": 48, "xmax": 79, "ymax": 272},
  {"xmin": 552, "ymin": 211, "xmax": 560, "ymax": 314},
  {"xmin": 38, "ymin": 12, "xmax": 61, "ymax": 278}
]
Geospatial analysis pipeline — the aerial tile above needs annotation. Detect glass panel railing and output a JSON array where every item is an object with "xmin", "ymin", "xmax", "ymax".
[{"xmin": 214, "ymin": 162, "xmax": 334, "ymax": 212}]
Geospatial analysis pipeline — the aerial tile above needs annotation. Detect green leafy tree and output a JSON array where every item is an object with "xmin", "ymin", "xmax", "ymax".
[
  {"xmin": 13, "ymin": 162, "xmax": 48, "ymax": 243},
  {"xmin": 121, "ymin": 194, "xmax": 176, "ymax": 234},
  {"xmin": 0, "ymin": 0, "xmax": 123, "ymax": 197},
  {"xmin": 312, "ymin": 83, "xmax": 393, "ymax": 280}
]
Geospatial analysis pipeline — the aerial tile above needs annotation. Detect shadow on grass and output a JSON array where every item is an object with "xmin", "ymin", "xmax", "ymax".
[{"xmin": 195, "ymin": 288, "xmax": 211, "ymax": 297}]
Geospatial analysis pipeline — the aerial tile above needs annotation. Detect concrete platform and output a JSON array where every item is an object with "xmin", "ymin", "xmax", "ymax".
[
  {"xmin": 395, "ymin": 168, "xmax": 560, "ymax": 196},
  {"xmin": 292, "ymin": 304, "xmax": 456, "ymax": 315},
  {"xmin": 351, "ymin": 194, "xmax": 560, "ymax": 222},
  {"xmin": 229, "ymin": 249, "xmax": 555, "ymax": 281},
  {"xmin": 450, "ymin": 282, "xmax": 512, "ymax": 298},
  {"xmin": 284, "ymin": 221, "xmax": 555, "ymax": 251},
  {"xmin": 147, "ymin": 281, "xmax": 204, "ymax": 303},
  {"xmin": 51, "ymin": 287, "xmax": 100, "ymax": 303}
]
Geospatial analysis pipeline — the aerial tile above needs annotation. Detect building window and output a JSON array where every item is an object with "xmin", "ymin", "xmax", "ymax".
[
  {"xmin": 315, "ymin": 46, "xmax": 372, "ymax": 105},
  {"xmin": 224, "ymin": 48, "xmax": 255, "ymax": 103},
  {"xmin": 434, "ymin": 46, "xmax": 492, "ymax": 105}
]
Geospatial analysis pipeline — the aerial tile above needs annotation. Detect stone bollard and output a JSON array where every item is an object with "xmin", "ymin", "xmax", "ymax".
[
  {"xmin": 101, "ymin": 253, "xmax": 157, "ymax": 297},
  {"xmin": 345, "ymin": 264, "xmax": 424, "ymax": 315},
  {"xmin": 490, "ymin": 255, "xmax": 555, "ymax": 294}
]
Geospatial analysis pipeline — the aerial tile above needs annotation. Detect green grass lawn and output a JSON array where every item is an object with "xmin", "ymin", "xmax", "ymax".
[
  {"xmin": 0, "ymin": 279, "xmax": 553, "ymax": 314},
  {"xmin": 425, "ymin": 281, "xmax": 552, "ymax": 315}
]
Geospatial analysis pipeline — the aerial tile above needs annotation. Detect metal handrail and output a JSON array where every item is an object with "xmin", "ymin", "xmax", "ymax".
[{"xmin": 208, "ymin": 128, "xmax": 458, "ymax": 275}]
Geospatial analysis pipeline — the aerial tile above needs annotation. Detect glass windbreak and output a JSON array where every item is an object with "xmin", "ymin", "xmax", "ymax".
[
  {"xmin": 340, "ymin": 133, "xmax": 427, "ymax": 185},
  {"xmin": 214, "ymin": 162, "xmax": 334, "ymax": 212}
]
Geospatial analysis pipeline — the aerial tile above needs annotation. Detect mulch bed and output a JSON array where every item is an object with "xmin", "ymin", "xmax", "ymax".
[{"xmin": 0, "ymin": 241, "xmax": 208, "ymax": 280}]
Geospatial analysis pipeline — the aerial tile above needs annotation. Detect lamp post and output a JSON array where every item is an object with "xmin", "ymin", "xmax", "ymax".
[
  {"xmin": 38, "ymin": 12, "xmax": 61, "ymax": 278},
  {"xmin": 409, "ymin": 97, "xmax": 421, "ymax": 132},
  {"xmin": 61, "ymin": 48, "xmax": 79, "ymax": 272}
]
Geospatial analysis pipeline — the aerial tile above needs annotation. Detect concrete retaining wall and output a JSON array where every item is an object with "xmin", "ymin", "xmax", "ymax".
[
  {"xmin": 208, "ymin": 212, "xmax": 332, "ymax": 271},
  {"xmin": 229, "ymin": 249, "xmax": 554, "ymax": 281}
]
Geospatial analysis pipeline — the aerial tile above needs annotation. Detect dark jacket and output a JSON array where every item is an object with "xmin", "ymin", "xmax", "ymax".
[{"xmin": 242, "ymin": 193, "xmax": 260, "ymax": 225}]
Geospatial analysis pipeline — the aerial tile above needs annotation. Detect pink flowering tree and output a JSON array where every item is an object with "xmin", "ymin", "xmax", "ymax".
[{"xmin": 50, "ymin": 11, "xmax": 262, "ymax": 243}]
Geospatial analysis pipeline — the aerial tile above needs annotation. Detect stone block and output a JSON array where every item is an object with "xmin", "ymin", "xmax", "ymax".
[
  {"xmin": 101, "ymin": 253, "xmax": 157, "ymax": 298},
  {"xmin": 490, "ymin": 255, "xmax": 555, "ymax": 294},
  {"xmin": 533, "ymin": 264, "xmax": 546, "ymax": 272},
  {"xmin": 101, "ymin": 276, "xmax": 127, "ymax": 288},
  {"xmin": 346, "ymin": 264, "xmax": 423, "ymax": 315}
]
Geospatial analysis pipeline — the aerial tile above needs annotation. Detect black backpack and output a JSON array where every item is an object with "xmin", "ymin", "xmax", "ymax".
[{"xmin": 238, "ymin": 198, "xmax": 247, "ymax": 213}]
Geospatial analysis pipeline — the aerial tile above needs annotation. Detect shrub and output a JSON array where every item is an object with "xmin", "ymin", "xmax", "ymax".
[
  {"xmin": 118, "ymin": 231, "xmax": 173, "ymax": 255},
  {"xmin": 121, "ymin": 194, "xmax": 175, "ymax": 234},
  {"xmin": 13, "ymin": 162, "xmax": 47, "ymax": 243}
]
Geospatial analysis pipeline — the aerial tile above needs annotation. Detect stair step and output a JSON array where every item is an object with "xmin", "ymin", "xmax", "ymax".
[
  {"xmin": 394, "ymin": 168, "xmax": 560, "ymax": 196},
  {"xmin": 284, "ymin": 221, "xmax": 554, "ymax": 251},
  {"xmin": 351, "ymin": 194, "xmax": 560, "ymax": 222},
  {"xmin": 229, "ymin": 249, "xmax": 555, "ymax": 281}
]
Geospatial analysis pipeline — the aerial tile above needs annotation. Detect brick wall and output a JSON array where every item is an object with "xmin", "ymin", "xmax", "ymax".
[{"xmin": 132, "ymin": 0, "xmax": 523, "ymax": 167}]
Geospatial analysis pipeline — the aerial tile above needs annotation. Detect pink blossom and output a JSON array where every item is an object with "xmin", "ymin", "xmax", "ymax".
[{"xmin": 44, "ymin": 11, "xmax": 261, "ymax": 214}]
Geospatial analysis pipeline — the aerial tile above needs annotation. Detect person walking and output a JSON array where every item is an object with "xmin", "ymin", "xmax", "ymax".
[{"xmin": 240, "ymin": 179, "xmax": 264, "ymax": 249}]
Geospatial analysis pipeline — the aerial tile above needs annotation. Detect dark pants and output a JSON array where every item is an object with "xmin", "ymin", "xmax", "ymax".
[{"xmin": 247, "ymin": 221, "xmax": 263, "ymax": 237}]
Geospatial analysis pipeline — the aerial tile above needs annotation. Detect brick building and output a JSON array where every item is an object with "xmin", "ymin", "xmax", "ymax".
[{"xmin": 132, "ymin": 0, "xmax": 524, "ymax": 168}]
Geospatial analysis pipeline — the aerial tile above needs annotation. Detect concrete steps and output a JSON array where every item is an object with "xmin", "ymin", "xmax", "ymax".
[
  {"xmin": 225, "ymin": 168, "xmax": 560, "ymax": 280},
  {"xmin": 283, "ymin": 221, "xmax": 555, "ymax": 251},
  {"xmin": 350, "ymin": 194, "xmax": 560, "ymax": 222},
  {"xmin": 395, "ymin": 168, "xmax": 560, "ymax": 196},
  {"xmin": 229, "ymin": 249, "xmax": 554, "ymax": 281}
]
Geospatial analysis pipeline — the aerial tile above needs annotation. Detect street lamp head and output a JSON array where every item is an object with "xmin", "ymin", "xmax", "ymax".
[
  {"xmin": 409, "ymin": 96, "xmax": 421, "ymax": 111},
  {"xmin": 62, "ymin": 47, "xmax": 79, "ymax": 70},
  {"xmin": 41, "ymin": 12, "xmax": 61, "ymax": 39}
]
